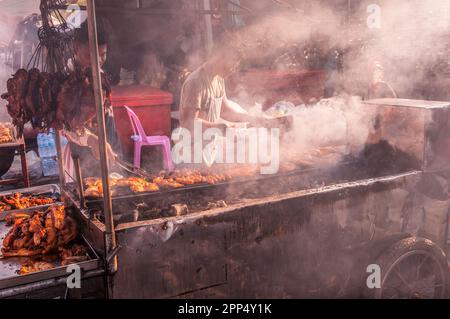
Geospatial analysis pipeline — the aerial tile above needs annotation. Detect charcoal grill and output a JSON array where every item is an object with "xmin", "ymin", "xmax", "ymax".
[{"xmin": 61, "ymin": 98, "xmax": 450, "ymax": 298}]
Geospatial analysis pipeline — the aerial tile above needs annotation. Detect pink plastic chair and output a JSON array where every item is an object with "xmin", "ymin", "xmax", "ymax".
[{"xmin": 124, "ymin": 106, "xmax": 174, "ymax": 171}]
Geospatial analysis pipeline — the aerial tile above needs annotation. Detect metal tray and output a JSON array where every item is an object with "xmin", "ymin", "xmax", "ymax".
[
  {"xmin": 0, "ymin": 184, "xmax": 62, "ymax": 220},
  {"xmin": 0, "ymin": 209, "xmax": 101, "ymax": 290}
]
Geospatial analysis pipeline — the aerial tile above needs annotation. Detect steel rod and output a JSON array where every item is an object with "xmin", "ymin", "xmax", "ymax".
[
  {"xmin": 55, "ymin": 131, "xmax": 66, "ymax": 188},
  {"xmin": 72, "ymin": 155, "xmax": 86, "ymax": 209},
  {"xmin": 86, "ymin": 0, "xmax": 117, "ymax": 277}
]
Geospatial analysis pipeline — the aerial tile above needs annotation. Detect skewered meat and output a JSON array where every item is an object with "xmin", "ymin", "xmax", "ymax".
[{"xmin": 152, "ymin": 176, "xmax": 184, "ymax": 188}]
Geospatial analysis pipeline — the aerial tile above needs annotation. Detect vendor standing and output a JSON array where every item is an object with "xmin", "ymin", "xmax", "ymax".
[
  {"xmin": 63, "ymin": 21, "xmax": 122, "ymax": 179},
  {"xmin": 179, "ymin": 41, "xmax": 268, "ymax": 132}
]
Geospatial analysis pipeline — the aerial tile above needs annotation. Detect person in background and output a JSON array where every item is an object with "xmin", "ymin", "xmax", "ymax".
[{"xmin": 63, "ymin": 21, "xmax": 122, "ymax": 179}]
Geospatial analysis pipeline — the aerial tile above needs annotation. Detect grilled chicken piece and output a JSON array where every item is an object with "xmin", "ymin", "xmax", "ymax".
[
  {"xmin": 152, "ymin": 177, "xmax": 184, "ymax": 188},
  {"xmin": 0, "ymin": 193, "xmax": 54, "ymax": 211},
  {"xmin": 59, "ymin": 244, "xmax": 88, "ymax": 265},
  {"xmin": 2, "ymin": 224, "xmax": 21, "ymax": 248},
  {"xmin": 12, "ymin": 235, "xmax": 33, "ymax": 250},
  {"xmin": 130, "ymin": 182, "xmax": 159, "ymax": 193},
  {"xmin": 46, "ymin": 205, "xmax": 65, "ymax": 230},
  {"xmin": 4, "ymin": 213, "xmax": 30, "ymax": 226},
  {"xmin": 28, "ymin": 214, "xmax": 46, "ymax": 246},
  {"xmin": 19, "ymin": 261, "xmax": 54, "ymax": 275},
  {"xmin": 57, "ymin": 216, "xmax": 77, "ymax": 246}
]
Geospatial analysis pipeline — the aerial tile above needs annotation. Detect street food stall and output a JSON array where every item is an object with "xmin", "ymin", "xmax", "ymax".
[{"xmin": 0, "ymin": 0, "xmax": 450, "ymax": 300}]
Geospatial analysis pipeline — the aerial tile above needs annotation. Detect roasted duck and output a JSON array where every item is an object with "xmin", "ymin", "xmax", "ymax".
[{"xmin": 1, "ymin": 67, "xmax": 110, "ymax": 135}]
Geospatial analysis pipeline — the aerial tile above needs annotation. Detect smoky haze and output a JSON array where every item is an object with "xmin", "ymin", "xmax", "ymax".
[{"xmin": 211, "ymin": 0, "xmax": 450, "ymax": 168}]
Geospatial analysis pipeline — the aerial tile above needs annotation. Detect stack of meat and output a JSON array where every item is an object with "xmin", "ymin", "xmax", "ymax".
[
  {"xmin": 0, "ymin": 193, "xmax": 55, "ymax": 212},
  {"xmin": 2, "ymin": 205, "xmax": 78, "ymax": 257},
  {"xmin": 1, "ymin": 67, "xmax": 109, "ymax": 136}
]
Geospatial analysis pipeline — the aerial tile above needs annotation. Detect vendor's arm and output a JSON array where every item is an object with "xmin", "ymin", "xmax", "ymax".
[
  {"xmin": 62, "ymin": 128, "xmax": 94, "ymax": 147},
  {"xmin": 221, "ymin": 96, "xmax": 268, "ymax": 126},
  {"xmin": 63, "ymin": 128, "xmax": 117, "ymax": 163}
]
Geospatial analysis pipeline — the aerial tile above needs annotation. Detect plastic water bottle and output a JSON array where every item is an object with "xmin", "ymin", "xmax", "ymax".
[
  {"xmin": 37, "ymin": 133, "xmax": 47, "ymax": 158},
  {"xmin": 47, "ymin": 132, "xmax": 57, "ymax": 157},
  {"xmin": 41, "ymin": 158, "xmax": 58, "ymax": 176},
  {"xmin": 41, "ymin": 158, "xmax": 48, "ymax": 176}
]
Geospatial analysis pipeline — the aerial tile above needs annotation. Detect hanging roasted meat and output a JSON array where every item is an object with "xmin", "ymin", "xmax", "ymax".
[
  {"xmin": 24, "ymin": 68, "xmax": 41, "ymax": 126},
  {"xmin": 1, "ymin": 69, "xmax": 29, "ymax": 136},
  {"xmin": 2, "ymin": 66, "xmax": 111, "ymax": 136}
]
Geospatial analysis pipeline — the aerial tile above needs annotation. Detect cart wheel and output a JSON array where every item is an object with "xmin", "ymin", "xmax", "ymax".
[
  {"xmin": 0, "ymin": 149, "xmax": 15, "ymax": 177},
  {"xmin": 370, "ymin": 237, "xmax": 449, "ymax": 299}
]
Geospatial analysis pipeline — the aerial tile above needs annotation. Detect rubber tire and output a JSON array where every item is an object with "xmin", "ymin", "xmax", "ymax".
[
  {"xmin": 0, "ymin": 149, "xmax": 15, "ymax": 177},
  {"xmin": 365, "ymin": 237, "xmax": 449, "ymax": 299}
]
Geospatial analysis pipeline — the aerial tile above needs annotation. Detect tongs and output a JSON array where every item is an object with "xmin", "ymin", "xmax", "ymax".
[{"xmin": 114, "ymin": 157, "xmax": 153, "ymax": 180}]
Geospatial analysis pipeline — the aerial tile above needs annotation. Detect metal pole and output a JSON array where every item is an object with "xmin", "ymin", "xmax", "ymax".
[
  {"xmin": 55, "ymin": 132, "xmax": 66, "ymax": 188},
  {"xmin": 203, "ymin": 0, "xmax": 214, "ymax": 55},
  {"xmin": 86, "ymin": 0, "xmax": 117, "ymax": 280}
]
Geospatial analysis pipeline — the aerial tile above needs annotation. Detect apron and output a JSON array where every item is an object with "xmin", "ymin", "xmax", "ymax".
[{"xmin": 202, "ymin": 94, "xmax": 224, "ymax": 167}]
